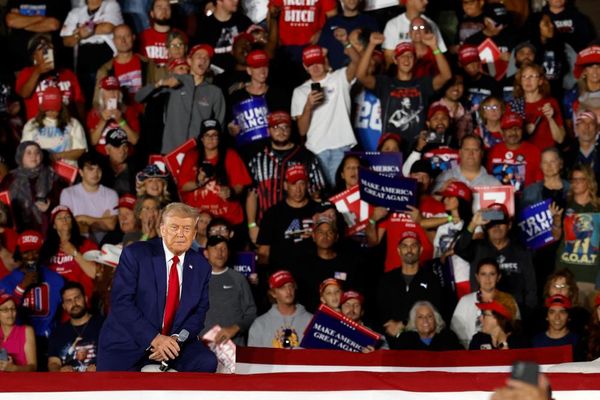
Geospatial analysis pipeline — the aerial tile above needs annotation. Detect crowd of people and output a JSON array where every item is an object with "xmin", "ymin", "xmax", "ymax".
[{"xmin": 1, "ymin": 0, "xmax": 600, "ymax": 374}]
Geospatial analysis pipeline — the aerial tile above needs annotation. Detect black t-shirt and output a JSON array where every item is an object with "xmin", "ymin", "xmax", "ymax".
[
  {"xmin": 374, "ymin": 75, "xmax": 434, "ymax": 150},
  {"xmin": 193, "ymin": 12, "xmax": 252, "ymax": 70},
  {"xmin": 256, "ymin": 199, "xmax": 318, "ymax": 272},
  {"xmin": 293, "ymin": 251, "xmax": 362, "ymax": 313},
  {"xmin": 457, "ymin": 14, "xmax": 485, "ymax": 44},
  {"xmin": 464, "ymin": 72, "xmax": 501, "ymax": 113},
  {"xmin": 7, "ymin": 0, "xmax": 70, "ymax": 70},
  {"xmin": 47, "ymin": 314, "xmax": 104, "ymax": 371},
  {"xmin": 468, "ymin": 331, "xmax": 530, "ymax": 350}
]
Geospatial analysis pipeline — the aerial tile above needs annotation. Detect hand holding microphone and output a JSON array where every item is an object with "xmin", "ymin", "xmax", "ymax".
[
  {"xmin": 148, "ymin": 329, "xmax": 189, "ymax": 365},
  {"xmin": 159, "ymin": 330, "xmax": 189, "ymax": 372}
]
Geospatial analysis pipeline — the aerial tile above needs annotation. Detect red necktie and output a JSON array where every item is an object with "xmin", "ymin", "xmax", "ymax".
[{"xmin": 162, "ymin": 255, "xmax": 180, "ymax": 335}]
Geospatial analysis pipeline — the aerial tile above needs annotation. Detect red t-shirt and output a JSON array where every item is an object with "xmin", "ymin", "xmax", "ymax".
[
  {"xmin": 413, "ymin": 50, "xmax": 438, "ymax": 79},
  {"xmin": 487, "ymin": 141, "xmax": 542, "ymax": 190},
  {"xmin": 139, "ymin": 28, "xmax": 171, "ymax": 66},
  {"xmin": 419, "ymin": 195, "xmax": 446, "ymax": 218},
  {"xmin": 179, "ymin": 148, "xmax": 252, "ymax": 225},
  {"xmin": 113, "ymin": 55, "xmax": 143, "ymax": 98},
  {"xmin": 0, "ymin": 228, "xmax": 18, "ymax": 280},
  {"xmin": 48, "ymin": 239, "xmax": 98, "ymax": 305},
  {"xmin": 16, "ymin": 68, "xmax": 85, "ymax": 120},
  {"xmin": 86, "ymin": 107, "xmax": 141, "ymax": 155},
  {"xmin": 510, "ymin": 97, "xmax": 563, "ymax": 151},
  {"xmin": 270, "ymin": 0, "xmax": 336, "ymax": 46},
  {"xmin": 379, "ymin": 212, "xmax": 434, "ymax": 272}
]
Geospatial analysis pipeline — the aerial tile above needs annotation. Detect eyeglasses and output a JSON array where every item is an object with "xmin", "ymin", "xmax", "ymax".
[
  {"xmin": 482, "ymin": 105, "xmax": 500, "ymax": 111},
  {"xmin": 411, "ymin": 25, "xmax": 429, "ymax": 31},
  {"xmin": 271, "ymin": 124, "xmax": 291, "ymax": 132},
  {"xmin": 202, "ymin": 133, "xmax": 219, "ymax": 140},
  {"xmin": 521, "ymin": 74, "xmax": 540, "ymax": 80},
  {"xmin": 0, "ymin": 307, "xmax": 16, "ymax": 313},
  {"xmin": 570, "ymin": 177, "xmax": 587, "ymax": 183},
  {"xmin": 553, "ymin": 284, "xmax": 568, "ymax": 290}
]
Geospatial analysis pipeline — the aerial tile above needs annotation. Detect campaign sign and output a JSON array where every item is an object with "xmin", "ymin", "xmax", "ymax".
[
  {"xmin": 300, "ymin": 304, "xmax": 381, "ymax": 352},
  {"xmin": 359, "ymin": 168, "xmax": 417, "ymax": 211},
  {"xmin": 232, "ymin": 97, "xmax": 269, "ymax": 146},
  {"xmin": 164, "ymin": 138, "xmax": 196, "ymax": 184},
  {"xmin": 353, "ymin": 152, "xmax": 403, "ymax": 178},
  {"xmin": 560, "ymin": 212, "xmax": 600, "ymax": 266},
  {"xmin": 53, "ymin": 161, "xmax": 78, "ymax": 184},
  {"xmin": 472, "ymin": 185, "xmax": 515, "ymax": 216},
  {"xmin": 478, "ymin": 38, "xmax": 508, "ymax": 81},
  {"xmin": 231, "ymin": 251, "xmax": 255, "ymax": 277},
  {"xmin": 517, "ymin": 199, "xmax": 557, "ymax": 250},
  {"xmin": 329, "ymin": 185, "xmax": 373, "ymax": 236}
]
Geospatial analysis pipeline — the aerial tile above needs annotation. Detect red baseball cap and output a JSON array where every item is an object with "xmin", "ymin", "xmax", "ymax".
[
  {"xmin": 168, "ymin": 57, "xmax": 188, "ymax": 71},
  {"xmin": 285, "ymin": 164, "xmax": 308, "ymax": 184},
  {"xmin": 458, "ymin": 45, "xmax": 480, "ymax": 66},
  {"xmin": 269, "ymin": 270, "xmax": 295, "ymax": 289},
  {"xmin": 476, "ymin": 300, "xmax": 513, "ymax": 321},
  {"xmin": 41, "ymin": 86, "xmax": 62, "ymax": 112},
  {"xmin": 267, "ymin": 111, "xmax": 291, "ymax": 127},
  {"xmin": 575, "ymin": 111, "xmax": 598, "ymax": 125},
  {"xmin": 394, "ymin": 42, "xmax": 416, "ymax": 59},
  {"xmin": 500, "ymin": 112, "xmax": 524, "ymax": 130},
  {"xmin": 115, "ymin": 194, "xmax": 136, "ymax": 210},
  {"xmin": 246, "ymin": 49, "xmax": 269, "ymax": 68},
  {"xmin": 189, "ymin": 44, "xmax": 214, "ymax": 59},
  {"xmin": 545, "ymin": 294, "xmax": 572, "ymax": 309},
  {"xmin": 574, "ymin": 45, "xmax": 600, "ymax": 79},
  {"xmin": 17, "ymin": 230, "xmax": 44, "ymax": 253},
  {"xmin": 319, "ymin": 278, "xmax": 341, "ymax": 295},
  {"xmin": 233, "ymin": 32, "xmax": 254, "ymax": 47},
  {"xmin": 427, "ymin": 104, "xmax": 450, "ymax": 120},
  {"xmin": 100, "ymin": 76, "xmax": 120, "ymax": 91},
  {"xmin": 399, "ymin": 229, "xmax": 420, "ymax": 244},
  {"xmin": 341, "ymin": 290, "xmax": 364, "ymax": 305},
  {"xmin": 436, "ymin": 181, "xmax": 473, "ymax": 202},
  {"xmin": 302, "ymin": 45, "xmax": 325, "ymax": 67},
  {"xmin": 0, "ymin": 292, "xmax": 15, "ymax": 306},
  {"xmin": 50, "ymin": 205, "xmax": 72, "ymax": 223}
]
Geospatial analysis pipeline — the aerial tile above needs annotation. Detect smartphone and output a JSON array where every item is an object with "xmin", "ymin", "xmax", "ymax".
[
  {"xmin": 511, "ymin": 361, "xmax": 539, "ymax": 386},
  {"xmin": 311, "ymin": 82, "xmax": 322, "ymax": 92},
  {"xmin": 425, "ymin": 131, "xmax": 445, "ymax": 144},
  {"xmin": 0, "ymin": 348, "xmax": 8, "ymax": 362},
  {"xmin": 482, "ymin": 209, "xmax": 505, "ymax": 221},
  {"xmin": 42, "ymin": 47, "xmax": 54, "ymax": 68},
  {"xmin": 106, "ymin": 98, "xmax": 117, "ymax": 111}
]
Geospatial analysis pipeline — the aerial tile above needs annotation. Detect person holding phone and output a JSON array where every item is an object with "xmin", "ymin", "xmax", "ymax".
[
  {"xmin": 0, "ymin": 293, "xmax": 37, "ymax": 372},
  {"xmin": 454, "ymin": 203, "xmax": 539, "ymax": 319}
]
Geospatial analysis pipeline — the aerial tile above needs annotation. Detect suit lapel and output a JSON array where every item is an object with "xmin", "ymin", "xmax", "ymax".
[{"xmin": 152, "ymin": 242, "xmax": 167, "ymax": 326}]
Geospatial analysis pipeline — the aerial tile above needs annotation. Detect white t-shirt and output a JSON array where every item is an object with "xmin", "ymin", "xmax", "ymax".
[
  {"xmin": 382, "ymin": 13, "xmax": 447, "ymax": 53},
  {"xmin": 60, "ymin": 0, "xmax": 123, "ymax": 55},
  {"xmin": 291, "ymin": 68, "xmax": 357, "ymax": 154},
  {"xmin": 242, "ymin": 0, "xmax": 268, "ymax": 23},
  {"xmin": 21, "ymin": 117, "xmax": 87, "ymax": 167},
  {"xmin": 363, "ymin": 0, "xmax": 398, "ymax": 11}
]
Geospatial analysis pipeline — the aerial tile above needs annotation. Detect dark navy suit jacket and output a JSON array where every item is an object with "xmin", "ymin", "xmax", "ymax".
[{"xmin": 97, "ymin": 238, "xmax": 211, "ymax": 371}]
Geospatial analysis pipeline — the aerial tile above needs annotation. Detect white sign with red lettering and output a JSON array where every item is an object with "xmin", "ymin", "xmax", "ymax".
[
  {"xmin": 472, "ymin": 185, "xmax": 515, "ymax": 216},
  {"xmin": 478, "ymin": 38, "xmax": 508, "ymax": 81},
  {"xmin": 330, "ymin": 185, "xmax": 373, "ymax": 236}
]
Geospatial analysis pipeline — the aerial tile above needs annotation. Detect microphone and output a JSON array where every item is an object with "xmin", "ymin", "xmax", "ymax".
[{"xmin": 159, "ymin": 329, "xmax": 189, "ymax": 372}]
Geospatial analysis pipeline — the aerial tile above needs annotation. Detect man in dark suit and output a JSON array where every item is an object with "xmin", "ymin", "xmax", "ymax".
[{"xmin": 97, "ymin": 203, "xmax": 217, "ymax": 372}]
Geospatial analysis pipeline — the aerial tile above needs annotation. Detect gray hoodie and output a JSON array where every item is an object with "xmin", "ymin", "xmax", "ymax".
[{"xmin": 248, "ymin": 304, "xmax": 313, "ymax": 349}]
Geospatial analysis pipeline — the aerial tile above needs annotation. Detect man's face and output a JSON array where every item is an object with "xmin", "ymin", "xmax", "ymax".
[
  {"xmin": 305, "ymin": 62, "xmax": 326, "ymax": 80},
  {"xmin": 576, "ymin": 118, "xmax": 598, "ymax": 143},
  {"xmin": 113, "ymin": 25, "xmax": 134, "ymax": 54},
  {"xmin": 188, "ymin": 50, "xmax": 211, "ymax": 77},
  {"xmin": 463, "ymin": 60, "xmax": 481, "ymax": 77},
  {"xmin": 272, "ymin": 282, "xmax": 296, "ymax": 306},
  {"xmin": 408, "ymin": 0, "xmax": 428, "ymax": 13},
  {"xmin": 548, "ymin": 0, "xmax": 565, "ymax": 10},
  {"xmin": 427, "ymin": 111, "xmax": 450, "ymax": 134},
  {"xmin": 341, "ymin": 299, "xmax": 363, "ymax": 322},
  {"xmin": 415, "ymin": 305, "xmax": 436, "ymax": 338},
  {"xmin": 501, "ymin": 126, "xmax": 523, "ymax": 147},
  {"xmin": 547, "ymin": 307, "xmax": 568, "ymax": 331},
  {"xmin": 232, "ymin": 38, "xmax": 252, "ymax": 65},
  {"xmin": 515, "ymin": 47, "xmax": 535, "ymax": 67},
  {"xmin": 62, "ymin": 288, "xmax": 87, "ymax": 319},
  {"xmin": 459, "ymin": 137, "xmax": 483, "ymax": 169},
  {"xmin": 462, "ymin": 0, "xmax": 483, "ymax": 17},
  {"xmin": 106, "ymin": 143, "xmax": 128, "ymax": 165},
  {"xmin": 285, "ymin": 179, "xmax": 308, "ymax": 203},
  {"xmin": 159, "ymin": 215, "xmax": 197, "ymax": 255},
  {"xmin": 397, "ymin": 237, "xmax": 422, "ymax": 265},
  {"xmin": 320, "ymin": 285, "xmax": 342, "ymax": 309},
  {"xmin": 219, "ymin": 0, "xmax": 239, "ymax": 13},
  {"xmin": 151, "ymin": 0, "xmax": 171, "ymax": 22},
  {"xmin": 79, "ymin": 164, "xmax": 102, "ymax": 187},
  {"xmin": 313, "ymin": 223, "xmax": 337, "ymax": 250},
  {"xmin": 204, "ymin": 241, "xmax": 229, "ymax": 270},
  {"xmin": 395, "ymin": 52, "xmax": 415, "ymax": 73},
  {"xmin": 487, "ymin": 222, "xmax": 509, "ymax": 242},
  {"xmin": 268, "ymin": 123, "xmax": 291, "ymax": 146},
  {"xmin": 475, "ymin": 264, "xmax": 500, "ymax": 292},
  {"xmin": 118, "ymin": 207, "xmax": 136, "ymax": 232},
  {"xmin": 410, "ymin": 171, "xmax": 431, "ymax": 193}
]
